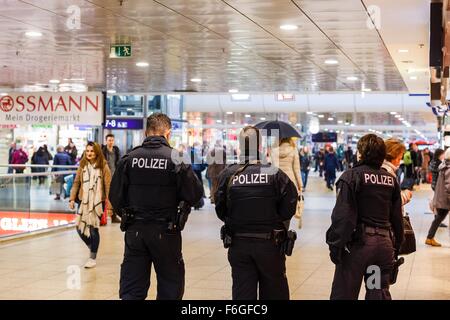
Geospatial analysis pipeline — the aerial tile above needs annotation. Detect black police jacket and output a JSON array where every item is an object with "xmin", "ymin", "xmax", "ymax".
[
  {"xmin": 109, "ymin": 136, "xmax": 203, "ymax": 221},
  {"xmin": 214, "ymin": 160, "xmax": 298, "ymax": 233},
  {"xmin": 326, "ymin": 162, "xmax": 404, "ymax": 251}
]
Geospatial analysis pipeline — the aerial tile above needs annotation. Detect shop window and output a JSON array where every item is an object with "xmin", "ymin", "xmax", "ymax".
[{"xmin": 107, "ymin": 95, "xmax": 144, "ymax": 117}]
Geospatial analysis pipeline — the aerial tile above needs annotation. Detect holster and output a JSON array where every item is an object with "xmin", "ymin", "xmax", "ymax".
[
  {"xmin": 280, "ymin": 230, "xmax": 297, "ymax": 256},
  {"xmin": 220, "ymin": 225, "xmax": 232, "ymax": 248},
  {"xmin": 168, "ymin": 201, "xmax": 191, "ymax": 233},
  {"xmin": 119, "ymin": 208, "xmax": 135, "ymax": 232},
  {"xmin": 390, "ymin": 256, "xmax": 405, "ymax": 284}
]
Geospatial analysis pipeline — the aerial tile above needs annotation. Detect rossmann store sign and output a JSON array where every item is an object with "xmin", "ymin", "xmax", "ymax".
[{"xmin": 0, "ymin": 92, "xmax": 103, "ymax": 125}]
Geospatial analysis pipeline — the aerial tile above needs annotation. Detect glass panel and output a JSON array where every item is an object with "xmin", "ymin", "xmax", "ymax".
[
  {"xmin": 147, "ymin": 95, "xmax": 163, "ymax": 113},
  {"xmin": 0, "ymin": 168, "xmax": 77, "ymax": 238},
  {"xmin": 106, "ymin": 95, "xmax": 144, "ymax": 117}
]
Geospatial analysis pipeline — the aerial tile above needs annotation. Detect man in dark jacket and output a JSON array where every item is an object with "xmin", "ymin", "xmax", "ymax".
[
  {"xmin": 52, "ymin": 146, "xmax": 73, "ymax": 200},
  {"xmin": 7, "ymin": 142, "xmax": 16, "ymax": 174},
  {"xmin": 102, "ymin": 134, "xmax": 121, "ymax": 223}
]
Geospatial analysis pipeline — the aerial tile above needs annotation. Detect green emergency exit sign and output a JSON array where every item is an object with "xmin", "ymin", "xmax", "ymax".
[{"xmin": 110, "ymin": 45, "xmax": 132, "ymax": 58}]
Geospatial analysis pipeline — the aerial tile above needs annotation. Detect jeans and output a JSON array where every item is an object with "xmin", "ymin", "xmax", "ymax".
[
  {"xmin": 77, "ymin": 226, "xmax": 100, "ymax": 256},
  {"xmin": 427, "ymin": 208, "xmax": 449, "ymax": 239},
  {"xmin": 301, "ymin": 170, "xmax": 309, "ymax": 189}
]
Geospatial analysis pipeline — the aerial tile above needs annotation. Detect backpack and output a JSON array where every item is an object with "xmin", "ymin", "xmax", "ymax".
[{"xmin": 403, "ymin": 151, "xmax": 412, "ymax": 166}]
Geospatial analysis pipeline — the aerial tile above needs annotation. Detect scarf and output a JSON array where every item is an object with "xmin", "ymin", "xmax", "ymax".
[{"xmin": 76, "ymin": 162, "xmax": 103, "ymax": 237}]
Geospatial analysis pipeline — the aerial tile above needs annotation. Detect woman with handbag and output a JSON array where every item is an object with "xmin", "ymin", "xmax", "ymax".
[
  {"xmin": 69, "ymin": 142, "xmax": 112, "ymax": 268},
  {"xmin": 271, "ymin": 137, "xmax": 304, "ymax": 228},
  {"xmin": 382, "ymin": 139, "xmax": 416, "ymax": 255},
  {"xmin": 426, "ymin": 148, "xmax": 450, "ymax": 247},
  {"xmin": 382, "ymin": 139, "xmax": 412, "ymax": 212}
]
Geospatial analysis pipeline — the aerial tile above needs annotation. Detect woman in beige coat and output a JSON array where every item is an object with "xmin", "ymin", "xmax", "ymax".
[
  {"xmin": 69, "ymin": 142, "xmax": 112, "ymax": 269},
  {"xmin": 271, "ymin": 138, "xmax": 303, "ymax": 228}
]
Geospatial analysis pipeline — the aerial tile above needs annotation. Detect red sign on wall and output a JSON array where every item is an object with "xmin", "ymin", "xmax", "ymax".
[{"xmin": 0, "ymin": 211, "xmax": 76, "ymax": 237}]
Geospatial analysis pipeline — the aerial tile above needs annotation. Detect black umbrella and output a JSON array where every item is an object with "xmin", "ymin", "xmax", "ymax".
[{"xmin": 254, "ymin": 120, "xmax": 301, "ymax": 139}]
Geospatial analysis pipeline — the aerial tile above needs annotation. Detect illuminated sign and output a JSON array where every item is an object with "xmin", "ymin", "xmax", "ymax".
[
  {"xmin": 0, "ymin": 92, "xmax": 103, "ymax": 126},
  {"xmin": 0, "ymin": 211, "xmax": 76, "ymax": 237},
  {"xmin": 104, "ymin": 118, "xmax": 143, "ymax": 130},
  {"xmin": 276, "ymin": 93, "xmax": 295, "ymax": 101}
]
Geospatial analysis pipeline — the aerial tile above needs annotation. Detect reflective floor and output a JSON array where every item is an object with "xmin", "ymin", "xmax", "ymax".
[{"xmin": 0, "ymin": 174, "xmax": 449, "ymax": 300}]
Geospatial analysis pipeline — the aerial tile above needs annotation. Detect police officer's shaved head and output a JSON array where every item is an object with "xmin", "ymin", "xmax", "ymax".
[
  {"xmin": 357, "ymin": 134, "xmax": 386, "ymax": 168},
  {"xmin": 146, "ymin": 113, "xmax": 172, "ymax": 136},
  {"xmin": 239, "ymin": 126, "xmax": 261, "ymax": 160}
]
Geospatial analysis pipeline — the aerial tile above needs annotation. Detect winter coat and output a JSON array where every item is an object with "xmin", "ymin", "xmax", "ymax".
[
  {"xmin": 299, "ymin": 153, "xmax": 311, "ymax": 171},
  {"xmin": 324, "ymin": 152, "xmax": 339, "ymax": 177},
  {"xmin": 429, "ymin": 159, "xmax": 442, "ymax": 191},
  {"xmin": 31, "ymin": 147, "xmax": 51, "ymax": 173},
  {"xmin": 206, "ymin": 147, "xmax": 227, "ymax": 178},
  {"xmin": 11, "ymin": 149, "xmax": 28, "ymax": 171},
  {"xmin": 432, "ymin": 160, "xmax": 450, "ymax": 210},
  {"xmin": 70, "ymin": 160, "xmax": 112, "ymax": 208},
  {"xmin": 381, "ymin": 160, "xmax": 412, "ymax": 209},
  {"xmin": 52, "ymin": 152, "xmax": 73, "ymax": 172},
  {"xmin": 271, "ymin": 142, "xmax": 303, "ymax": 219}
]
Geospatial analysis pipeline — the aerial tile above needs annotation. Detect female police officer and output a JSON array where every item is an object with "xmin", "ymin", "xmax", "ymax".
[{"xmin": 326, "ymin": 134, "xmax": 404, "ymax": 300}]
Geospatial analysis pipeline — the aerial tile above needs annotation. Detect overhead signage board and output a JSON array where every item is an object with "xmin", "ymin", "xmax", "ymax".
[
  {"xmin": 0, "ymin": 92, "xmax": 103, "ymax": 126},
  {"xmin": 312, "ymin": 132, "xmax": 337, "ymax": 143},
  {"xmin": 104, "ymin": 118, "xmax": 143, "ymax": 130},
  {"xmin": 109, "ymin": 44, "xmax": 132, "ymax": 58}
]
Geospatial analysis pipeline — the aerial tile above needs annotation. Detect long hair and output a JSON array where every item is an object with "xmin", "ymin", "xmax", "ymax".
[
  {"xmin": 79, "ymin": 142, "xmax": 105, "ymax": 170},
  {"xmin": 280, "ymin": 137, "xmax": 295, "ymax": 148}
]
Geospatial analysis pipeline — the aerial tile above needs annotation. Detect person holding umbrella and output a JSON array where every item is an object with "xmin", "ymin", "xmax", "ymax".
[{"xmin": 255, "ymin": 120, "xmax": 304, "ymax": 228}]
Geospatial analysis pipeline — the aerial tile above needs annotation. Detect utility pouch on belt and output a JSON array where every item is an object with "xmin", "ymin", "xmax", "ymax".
[
  {"xmin": 220, "ymin": 225, "xmax": 232, "ymax": 248},
  {"xmin": 120, "ymin": 208, "xmax": 135, "ymax": 232},
  {"xmin": 272, "ymin": 229, "xmax": 286, "ymax": 246},
  {"xmin": 352, "ymin": 223, "xmax": 366, "ymax": 244}
]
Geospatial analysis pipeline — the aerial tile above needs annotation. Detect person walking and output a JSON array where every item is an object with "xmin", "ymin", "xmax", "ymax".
[
  {"xmin": 426, "ymin": 148, "xmax": 450, "ymax": 247},
  {"xmin": 7, "ymin": 142, "xmax": 16, "ymax": 174},
  {"xmin": 429, "ymin": 149, "xmax": 447, "ymax": 228},
  {"xmin": 11, "ymin": 144, "xmax": 28, "ymax": 174},
  {"xmin": 271, "ymin": 137, "xmax": 303, "ymax": 227},
  {"xmin": 326, "ymin": 134, "xmax": 404, "ymax": 300},
  {"xmin": 102, "ymin": 133, "xmax": 121, "ymax": 223},
  {"xmin": 299, "ymin": 146, "xmax": 311, "ymax": 191},
  {"xmin": 69, "ymin": 142, "xmax": 112, "ymax": 268},
  {"xmin": 421, "ymin": 148, "xmax": 431, "ymax": 184},
  {"xmin": 381, "ymin": 139, "xmax": 412, "ymax": 214},
  {"xmin": 31, "ymin": 146, "xmax": 52, "ymax": 185},
  {"xmin": 52, "ymin": 146, "xmax": 73, "ymax": 200},
  {"xmin": 206, "ymin": 141, "xmax": 227, "ymax": 204},
  {"xmin": 65, "ymin": 138, "xmax": 78, "ymax": 164},
  {"xmin": 324, "ymin": 146, "xmax": 339, "ymax": 190}
]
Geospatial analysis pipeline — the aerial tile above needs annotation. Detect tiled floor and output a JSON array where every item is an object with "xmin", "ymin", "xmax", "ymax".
[{"xmin": 0, "ymin": 174, "xmax": 449, "ymax": 300}]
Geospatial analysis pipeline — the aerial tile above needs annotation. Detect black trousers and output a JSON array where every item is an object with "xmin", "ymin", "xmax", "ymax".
[
  {"xmin": 427, "ymin": 208, "xmax": 449, "ymax": 239},
  {"xmin": 228, "ymin": 238, "xmax": 289, "ymax": 300},
  {"xmin": 119, "ymin": 222, "xmax": 185, "ymax": 300},
  {"xmin": 330, "ymin": 234, "xmax": 395, "ymax": 300}
]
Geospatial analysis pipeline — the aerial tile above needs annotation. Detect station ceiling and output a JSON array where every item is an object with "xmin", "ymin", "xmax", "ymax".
[{"xmin": 0, "ymin": 0, "xmax": 427, "ymax": 93}]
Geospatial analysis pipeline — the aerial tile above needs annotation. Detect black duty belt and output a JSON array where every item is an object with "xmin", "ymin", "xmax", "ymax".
[
  {"xmin": 234, "ymin": 232, "xmax": 272, "ymax": 240},
  {"xmin": 364, "ymin": 226, "xmax": 391, "ymax": 237}
]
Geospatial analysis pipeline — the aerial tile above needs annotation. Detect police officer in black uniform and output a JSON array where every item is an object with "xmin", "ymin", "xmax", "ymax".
[
  {"xmin": 215, "ymin": 126, "xmax": 298, "ymax": 300},
  {"xmin": 326, "ymin": 134, "xmax": 404, "ymax": 300},
  {"xmin": 109, "ymin": 113, "xmax": 203, "ymax": 300}
]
